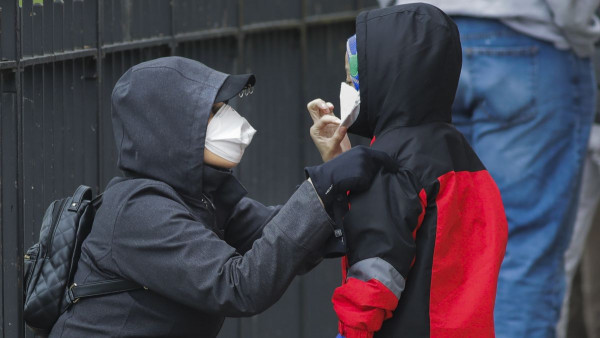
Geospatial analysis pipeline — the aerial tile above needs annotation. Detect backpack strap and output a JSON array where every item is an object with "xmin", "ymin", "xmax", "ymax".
[
  {"xmin": 66, "ymin": 279, "xmax": 145, "ymax": 304},
  {"xmin": 91, "ymin": 193, "xmax": 103, "ymax": 209},
  {"xmin": 68, "ymin": 185, "xmax": 93, "ymax": 212}
]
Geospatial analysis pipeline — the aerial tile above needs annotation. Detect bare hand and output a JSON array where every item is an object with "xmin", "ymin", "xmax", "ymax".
[
  {"xmin": 307, "ymin": 98, "xmax": 335, "ymax": 122},
  {"xmin": 307, "ymin": 99, "xmax": 352, "ymax": 162}
]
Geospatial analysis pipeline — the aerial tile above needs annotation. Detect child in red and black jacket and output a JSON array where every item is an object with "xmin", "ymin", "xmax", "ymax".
[{"xmin": 320, "ymin": 4, "xmax": 508, "ymax": 338}]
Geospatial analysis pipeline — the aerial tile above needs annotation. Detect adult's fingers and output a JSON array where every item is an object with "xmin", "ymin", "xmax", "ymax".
[
  {"xmin": 332, "ymin": 125, "xmax": 348, "ymax": 144},
  {"xmin": 340, "ymin": 134, "xmax": 352, "ymax": 152},
  {"xmin": 307, "ymin": 98, "xmax": 333, "ymax": 122},
  {"xmin": 307, "ymin": 99, "xmax": 325, "ymax": 122},
  {"xmin": 314, "ymin": 114, "xmax": 342, "ymax": 130}
]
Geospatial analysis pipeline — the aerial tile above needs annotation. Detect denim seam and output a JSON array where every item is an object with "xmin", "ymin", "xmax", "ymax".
[
  {"xmin": 551, "ymin": 58, "xmax": 595, "ymax": 308},
  {"xmin": 464, "ymin": 45, "xmax": 539, "ymax": 56},
  {"xmin": 460, "ymin": 30, "xmax": 522, "ymax": 41}
]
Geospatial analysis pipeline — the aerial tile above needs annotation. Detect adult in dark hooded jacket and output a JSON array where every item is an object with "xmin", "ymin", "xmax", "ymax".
[
  {"xmin": 307, "ymin": 4, "xmax": 508, "ymax": 338},
  {"xmin": 48, "ymin": 56, "xmax": 394, "ymax": 337}
]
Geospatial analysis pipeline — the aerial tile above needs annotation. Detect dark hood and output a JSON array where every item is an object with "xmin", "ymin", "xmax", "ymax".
[
  {"xmin": 349, "ymin": 3, "xmax": 462, "ymax": 138},
  {"xmin": 111, "ymin": 56, "xmax": 228, "ymax": 197}
]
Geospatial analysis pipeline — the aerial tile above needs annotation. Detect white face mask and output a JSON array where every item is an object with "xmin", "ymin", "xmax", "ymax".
[
  {"xmin": 339, "ymin": 82, "xmax": 360, "ymax": 128},
  {"xmin": 205, "ymin": 104, "xmax": 257, "ymax": 164}
]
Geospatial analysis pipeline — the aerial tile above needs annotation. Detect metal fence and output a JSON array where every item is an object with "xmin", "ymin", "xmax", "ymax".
[{"xmin": 0, "ymin": 0, "xmax": 378, "ymax": 337}]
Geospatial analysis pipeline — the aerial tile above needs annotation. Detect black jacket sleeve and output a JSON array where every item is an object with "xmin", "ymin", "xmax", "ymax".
[
  {"xmin": 110, "ymin": 181, "xmax": 332, "ymax": 317},
  {"xmin": 332, "ymin": 169, "xmax": 425, "ymax": 336},
  {"xmin": 344, "ymin": 169, "xmax": 424, "ymax": 295},
  {"xmin": 223, "ymin": 197, "xmax": 282, "ymax": 255}
]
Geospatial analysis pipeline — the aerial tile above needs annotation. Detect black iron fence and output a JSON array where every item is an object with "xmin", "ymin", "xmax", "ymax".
[{"xmin": 0, "ymin": 0, "xmax": 378, "ymax": 337}]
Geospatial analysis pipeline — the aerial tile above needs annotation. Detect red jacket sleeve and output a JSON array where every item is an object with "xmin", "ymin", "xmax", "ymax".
[{"xmin": 333, "ymin": 275, "xmax": 399, "ymax": 338}]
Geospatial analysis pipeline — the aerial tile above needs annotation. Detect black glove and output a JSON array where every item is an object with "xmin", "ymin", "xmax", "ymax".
[
  {"xmin": 305, "ymin": 146, "xmax": 399, "ymax": 258},
  {"xmin": 305, "ymin": 145, "xmax": 398, "ymax": 213}
]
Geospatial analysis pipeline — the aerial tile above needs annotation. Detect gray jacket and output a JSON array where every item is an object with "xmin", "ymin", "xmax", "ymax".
[
  {"xmin": 393, "ymin": 0, "xmax": 600, "ymax": 57},
  {"xmin": 49, "ymin": 57, "xmax": 332, "ymax": 337}
]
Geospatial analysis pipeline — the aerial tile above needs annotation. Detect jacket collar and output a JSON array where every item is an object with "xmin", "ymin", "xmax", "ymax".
[{"xmin": 201, "ymin": 165, "xmax": 248, "ymax": 215}]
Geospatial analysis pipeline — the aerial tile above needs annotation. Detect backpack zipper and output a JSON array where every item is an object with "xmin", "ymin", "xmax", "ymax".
[
  {"xmin": 45, "ymin": 198, "xmax": 68, "ymax": 257},
  {"xmin": 24, "ymin": 243, "xmax": 40, "ymax": 289}
]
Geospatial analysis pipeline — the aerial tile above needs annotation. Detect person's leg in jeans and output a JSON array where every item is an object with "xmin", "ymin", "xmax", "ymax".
[
  {"xmin": 557, "ymin": 124, "xmax": 600, "ymax": 337},
  {"xmin": 451, "ymin": 17, "xmax": 596, "ymax": 338},
  {"xmin": 581, "ymin": 125, "xmax": 600, "ymax": 338}
]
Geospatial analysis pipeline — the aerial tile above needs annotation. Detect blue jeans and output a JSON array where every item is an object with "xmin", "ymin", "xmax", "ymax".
[{"xmin": 451, "ymin": 17, "xmax": 596, "ymax": 338}]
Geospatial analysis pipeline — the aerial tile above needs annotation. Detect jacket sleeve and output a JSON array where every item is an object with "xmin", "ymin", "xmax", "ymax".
[
  {"xmin": 224, "ymin": 197, "xmax": 282, "ymax": 254},
  {"xmin": 110, "ymin": 180, "xmax": 332, "ymax": 316},
  {"xmin": 333, "ymin": 170, "xmax": 425, "ymax": 338}
]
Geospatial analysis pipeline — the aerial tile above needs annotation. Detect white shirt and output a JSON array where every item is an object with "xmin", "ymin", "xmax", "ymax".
[{"xmin": 393, "ymin": 0, "xmax": 600, "ymax": 57}]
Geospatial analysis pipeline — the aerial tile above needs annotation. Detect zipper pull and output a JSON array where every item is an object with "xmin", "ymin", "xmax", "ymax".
[{"xmin": 201, "ymin": 194, "xmax": 216, "ymax": 212}]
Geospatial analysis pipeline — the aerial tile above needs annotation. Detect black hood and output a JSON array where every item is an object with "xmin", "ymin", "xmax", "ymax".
[
  {"xmin": 111, "ymin": 56, "xmax": 229, "ymax": 197},
  {"xmin": 349, "ymin": 3, "xmax": 462, "ymax": 138}
]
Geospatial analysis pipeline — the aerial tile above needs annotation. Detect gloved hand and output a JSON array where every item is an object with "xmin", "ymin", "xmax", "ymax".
[
  {"xmin": 305, "ymin": 145, "xmax": 398, "ymax": 214},
  {"xmin": 305, "ymin": 146, "xmax": 398, "ymax": 258}
]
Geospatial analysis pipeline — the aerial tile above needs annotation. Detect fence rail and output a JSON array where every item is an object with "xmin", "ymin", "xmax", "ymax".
[{"xmin": 0, "ymin": 0, "xmax": 377, "ymax": 337}]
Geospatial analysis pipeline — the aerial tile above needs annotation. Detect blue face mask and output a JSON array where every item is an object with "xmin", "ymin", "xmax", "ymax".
[{"xmin": 347, "ymin": 34, "xmax": 359, "ymax": 91}]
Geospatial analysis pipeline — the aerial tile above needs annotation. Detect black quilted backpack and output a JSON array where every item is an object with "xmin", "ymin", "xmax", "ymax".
[{"xmin": 23, "ymin": 185, "xmax": 140, "ymax": 334}]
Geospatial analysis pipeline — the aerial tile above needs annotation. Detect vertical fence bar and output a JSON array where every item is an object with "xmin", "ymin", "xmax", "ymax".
[
  {"xmin": 21, "ymin": 0, "xmax": 32, "ymax": 57},
  {"xmin": 297, "ymin": 1, "xmax": 309, "ymax": 337},
  {"xmin": 53, "ymin": 0, "xmax": 63, "ymax": 53},
  {"xmin": 169, "ymin": 0, "xmax": 176, "ymax": 56},
  {"xmin": 1, "ymin": 71, "xmax": 3, "ymax": 338},
  {"xmin": 0, "ymin": 5, "xmax": 21, "ymax": 335},
  {"xmin": 0, "ymin": 1, "xmax": 17, "ymax": 61},
  {"xmin": 41, "ymin": 61, "xmax": 54, "ymax": 234},
  {"xmin": 17, "ymin": 0, "xmax": 24, "ymax": 334},
  {"xmin": 97, "ymin": 0, "xmax": 104, "ymax": 192},
  {"xmin": 236, "ymin": 0, "xmax": 244, "ymax": 75},
  {"xmin": 1, "ymin": 73, "xmax": 22, "ymax": 338},
  {"xmin": 1, "ymin": 73, "xmax": 5, "ymax": 338},
  {"xmin": 3, "ymin": 0, "xmax": 26, "ymax": 336}
]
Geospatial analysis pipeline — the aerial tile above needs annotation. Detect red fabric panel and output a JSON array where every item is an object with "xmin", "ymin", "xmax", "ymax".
[
  {"xmin": 333, "ymin": 278, "xmax": 399, "ymax": 338},
  {"xmin": 370, "ymin": 136, "xmax": 376, "ymax": 146},
  {"xmin": 410, "ymin": 188, "xmax": 428, "ymax": 267},
  {"xmin": 430, "ymin": 171, "xmax": 507, "ymax": 337},
  {"xmin": 413, "ymin": 188, "xmax": 427, "ymax": 239},
  {"xmin": 341, "ymin": 256, "xmax": 349, "ymax": 284},
  {"xmin": 338, "ymin": 323, "xmax": 374, "ymax": 338}
]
